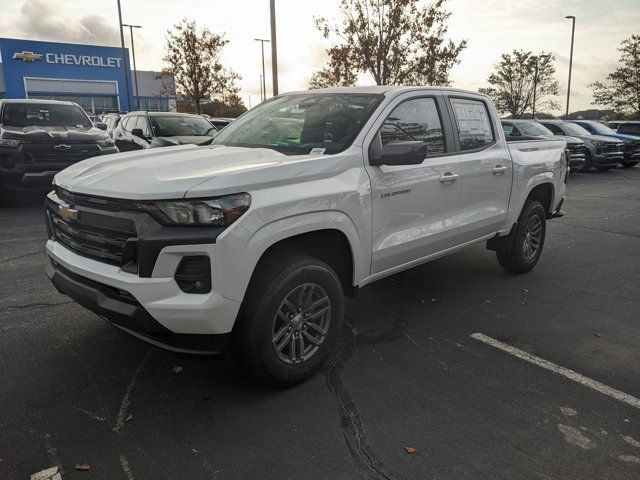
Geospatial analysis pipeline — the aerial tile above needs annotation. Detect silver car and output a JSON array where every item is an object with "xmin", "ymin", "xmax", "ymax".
[{"xmin": 538, "ymin": 120, "xmax": 624, "ymax": 171}]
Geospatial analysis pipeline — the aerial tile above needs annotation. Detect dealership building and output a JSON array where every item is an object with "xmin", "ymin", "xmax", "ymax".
[{"xmin": 0, "ymin": 37, "xmax": 176, "ymax": 114}]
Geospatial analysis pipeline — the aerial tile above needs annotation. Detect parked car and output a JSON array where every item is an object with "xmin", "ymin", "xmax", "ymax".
[
  {"xmin": 604, "ymin": 120, "xmax": 640, "ymax": 136},
  {"xmin": 101, "ymin": 113, "xmax": 122, "ymax": 139},
  {"xmin": 538, "ymin": 120, "xmax": 624, "ymax": 171},
  {"xmin": 45, "ymin": 86, "xmax": 567, "ymax": 385},
  {"xmin": 113, "ymin": 112, "xmax": 218, "ymax": 151},
  {"xmin": 501, "ymin": 119, "xmax": 586, "ymax": 171},
  {"xmin": 570, "ymin": 120, "xmax": 640, "ymax": 168},
  {"xmin": 0, "ymin": 99, "xmax": 117, "ymax": 204}
]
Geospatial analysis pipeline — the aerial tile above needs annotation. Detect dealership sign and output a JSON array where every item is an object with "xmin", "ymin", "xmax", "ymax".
[{"xmin": 12, "ymin": 49, "xmax": 122, "ymax": 68}]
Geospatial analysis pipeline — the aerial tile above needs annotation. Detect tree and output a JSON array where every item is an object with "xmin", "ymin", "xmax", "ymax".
[
  {"xmin": 479, "ymin": 50, "xmax": 560, "ymax": 118},
  {"xmin": 310, "ymin": 0, "xmax": 466, "ymax": 88},
  {"xmin": 162, "ymin": 19, "xmax": 240, "ymax": 113},
  {"xmin": 590, "ymin": 35, "xmax": 640, "ymax": 119}
]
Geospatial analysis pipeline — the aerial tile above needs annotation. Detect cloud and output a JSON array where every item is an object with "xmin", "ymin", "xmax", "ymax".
[{"xmin": 17, "ymin": 0, "xmax": 120, "ymax": 45}]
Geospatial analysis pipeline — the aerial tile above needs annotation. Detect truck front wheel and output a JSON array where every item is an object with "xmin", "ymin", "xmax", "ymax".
[
  {"xmin": 496, "ymin": 200, "xmax": 546, "ymax": 274},
  {"xmin": 232, "ymin": 254, "xmax": 344, "ymax": 386}
]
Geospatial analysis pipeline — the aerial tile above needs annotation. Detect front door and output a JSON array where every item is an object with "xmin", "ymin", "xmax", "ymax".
[{"xmin": 365, "ymin": 94, "xmax": 462, "ymax": 275}]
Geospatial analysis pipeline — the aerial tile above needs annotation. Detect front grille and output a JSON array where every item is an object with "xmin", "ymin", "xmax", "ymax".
[
  {"xmin": 566, "ymin": 144, "xmax": 586, "ymax": 159},
  {"xmin": 606, "ymin": 143, "xmax": 624, "ymax": 153},
  {"xmin": 23, "ymin": 143, "xmax": 99, "ymax": 162},
  {"xmin": 48, "ymin": 207, "xmax": 136, "ymax": 266}
]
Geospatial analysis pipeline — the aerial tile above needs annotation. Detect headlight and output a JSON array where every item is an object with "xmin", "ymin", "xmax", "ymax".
[
  {"xmin": 137, "ymin": 193, "xmax": 251, "ymax": 226},
  {"xmin": 97, "ymin": 138, "xmax": 115, "ymax": 147},
  {"xmin": 0, "ymin": 138, "xmax": 22, "ymax": 148},
  {"xmin": 591, "ymin": 141, "xmax": 606, "ymax": 146}
]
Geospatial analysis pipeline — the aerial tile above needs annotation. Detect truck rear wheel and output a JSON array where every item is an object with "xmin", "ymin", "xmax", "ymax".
[
  {"xmin": 232, "ymin": 254, "xmax": 344, "ymax": 387},
  {"xmin": 621, "ymin": 161, "xmax": 638, "ymax": 168},
  {"xmin": 496, "ymin": 200, "xmax": 546, "ymax": 274}
]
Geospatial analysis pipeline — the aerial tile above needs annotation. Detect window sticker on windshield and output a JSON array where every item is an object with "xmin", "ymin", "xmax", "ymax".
[{"xmin": 309, "ymin": 148, "xmax": 326, "ymax": 155}]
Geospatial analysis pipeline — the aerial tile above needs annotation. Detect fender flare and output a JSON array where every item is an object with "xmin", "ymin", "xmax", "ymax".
[{"xmin": 215, "ymin": 210, "xmax": 367, "ymax": 302}]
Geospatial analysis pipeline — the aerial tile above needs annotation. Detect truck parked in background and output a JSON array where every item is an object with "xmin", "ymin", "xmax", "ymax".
[
  {"xmin": 0, "ymin": 99, "xmax": 117, "ymax": 204},
  {"xmin": 44, "ymin": 87, "xmax": 568, "ymax": 385}
]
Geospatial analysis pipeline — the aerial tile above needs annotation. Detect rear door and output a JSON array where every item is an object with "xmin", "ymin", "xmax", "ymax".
[
  {"xmin": 364, "ymin": 91, "xmax": 462, "ymax": 275},
  {"xmin": 446, "ymin": 96, "xmax": 512, "ymax": 242}
]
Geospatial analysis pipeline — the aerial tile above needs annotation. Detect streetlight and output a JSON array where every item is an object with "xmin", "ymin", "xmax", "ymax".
[
  {"xmin": 270, "ymin": 0, "xmax": 278, "ymax": 96},
  {"xmin": 116, "ymin": 0, "xmax": 132, "ymax": 111},
  {"xmin": 122, "ymin": 24, "xmax": 142, "ymax": 110},
  {"xmin": 254, "ymin": 38, "xmax": 270, "ymax": 102},
  {"xmin": 565, "ymin": 15, "xmax": 576, "ymax": 118}
]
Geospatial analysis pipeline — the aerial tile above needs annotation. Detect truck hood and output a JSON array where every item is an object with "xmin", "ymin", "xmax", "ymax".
[
  {"xmin": 150, "ymin": 136, "xmax": 215, "ymax": 148},
  {"xmin": 1, "ymin": 125, "xmax": 107, "ymax": 142},
  {"xmin": 54, "ymin": 144, "xmax": 351, "ymax": 200},
  {"xmin": 578, "ymin": 134, "xmax": 624, "ymax": 144}
]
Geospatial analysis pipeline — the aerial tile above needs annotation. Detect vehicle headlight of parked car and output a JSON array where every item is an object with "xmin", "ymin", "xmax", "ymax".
[
  {"xmin": 591, "ymin": 141, "xmax": 607, "ymax": 146},
  {"xmin": 0, "ymin": 138, "xmax": 22, "ymax": 148},
  {"xmin": 135, "ymin": 193, "xmax": 251, "ymax": 226}
]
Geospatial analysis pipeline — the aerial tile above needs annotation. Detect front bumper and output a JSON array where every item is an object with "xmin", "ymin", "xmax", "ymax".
[
  {"xmin": 0, "ymin": 147, "xmax": 118, "ymax": 190},
  {"xmin": 592, "ymin": 150, "xmax": 624, "ymax": 166},
  {"xmin": 46, "ymin": 240, "xmax": 240, "ymax": 354}
]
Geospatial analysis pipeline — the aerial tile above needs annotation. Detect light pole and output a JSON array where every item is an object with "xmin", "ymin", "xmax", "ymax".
[
  {"xmin": 565, "ymin": 15, "xmax": 576, "ymax": 118},
  {"xmin": 122, "ymin": 24, "xmax": 142, "ymax": 110},
  {"xmin": 270, "ymin": 0, "xmax": 278, "ymax": 96},
  {"xmin": 254, "ymin": 38, "xmax": 270, "ymax": 102},
  {"xmin": 116, "ymin": 0, "xmax": 132, "ymax": 111}
]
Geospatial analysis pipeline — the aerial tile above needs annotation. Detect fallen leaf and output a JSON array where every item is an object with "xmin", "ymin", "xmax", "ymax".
[
  {"xmin": 405, "ymin": 447, "xmax": 416, "ymax": 454},
  {"xmin": 126, "ymin": 414, "xmax": 134, "ymax": 422},
  {"xmin": 75, "ymin": 463, "xmax": 91, "ymax": 471},
  {"xmin": 172, "ymin": 366, "xmax": 184, "ymax": 374}
]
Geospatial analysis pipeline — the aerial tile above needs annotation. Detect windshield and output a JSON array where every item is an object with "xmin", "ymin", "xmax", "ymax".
[
  {"xmin": 584, "ymin": 122, "xmax": 617, "ymax": 135},
  {"xmin": 212, "ymin": 93, "xmax": 384, "ymax": 155},
  {"xmin": 150, "ymin": 115, "xmax": 217, "ymax": 137},
  {"xmin": 560, "ymin": 122, "xmax": 590, "ymax": 136},
  {"xmin": 1, "ymin": 103, "xmax": 92, "ymax": 128},
  {"xmin": 518, "ymin": 121, "xmax": 554, "ymax": 136}
]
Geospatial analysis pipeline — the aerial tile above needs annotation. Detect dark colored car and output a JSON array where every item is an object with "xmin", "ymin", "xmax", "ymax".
[
  {"xmin": 605, "ymin": 120, "xmax": 640, "ymax": 137},
  {"xmin": 538, "ymin": 120, "xmax": 624, "ymax": 171},
  {"xmin": 0, "ymin": 99, "xmax": 117, "ymax": 204},
  {"xmin": 101, "ymin": 113, "xmax": 122, "ymax": 139},
  {"xmin": 113, "ymin": 112, "xmax": 218, "ymax": 151},
  {"xmin": 501, "ymin": 119, "xmax": 587, "ymax": 171},
  {"xmin": 571, "ymin": 120, "xmax": 640, "ymax": 168}
]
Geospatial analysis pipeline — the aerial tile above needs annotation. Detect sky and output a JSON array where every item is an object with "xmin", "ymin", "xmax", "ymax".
[{"xmin": 0, "ymin": 0, "xmax": 638, "ymax": 113}]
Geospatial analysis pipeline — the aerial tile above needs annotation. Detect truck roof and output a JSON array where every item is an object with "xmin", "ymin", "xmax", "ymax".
[
  {"xmin": 0, "ymin": 98, "xmax": 77, "ymax": 106},
  {"xmin": 287, "ymin": 85, "xmax": 490, "ymax": 98}
]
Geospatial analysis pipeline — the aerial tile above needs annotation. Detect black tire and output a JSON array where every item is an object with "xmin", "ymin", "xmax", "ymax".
[
  {"xmin": 621, "ymin": 161, "xmax": 638, "ymax": 168},
  {"xmin": 232, "ymin": 253, "xmax": 344, "ymax": 387},
  {"xmin": 578, "ymin": 150, "xmax": 593, "ymax": 172},
  {"xmin": 496, "ymin": 200, "xmax": 546, "ymax": 274},
  {"xmin": 595, "ymin": 165, "xmax": 613, "ymax": 171}
]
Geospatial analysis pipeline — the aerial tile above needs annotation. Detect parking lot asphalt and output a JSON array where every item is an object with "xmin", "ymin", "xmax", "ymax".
[{"xmin": 1, "ymin": 167, "xmax": 639, "ymax": 480}]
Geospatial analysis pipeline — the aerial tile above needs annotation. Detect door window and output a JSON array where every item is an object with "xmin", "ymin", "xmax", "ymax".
[
  {"xmin": 134, "ymin": 116, "xmax": 150, "ymax": 137},
  {"xmin": 542, "ymin": 123, "xmax": 564, "ymax": 135},
  {"xmin": 619, "ymin": 124, "xmax": 640, "ymax": 135},
  {"xmin": 379, "ymin": 97, "xmax": 445, "ymax": 155},
  {"xmin": 450, "ymin": 98, "xmax": 494, "ymax": 151}
]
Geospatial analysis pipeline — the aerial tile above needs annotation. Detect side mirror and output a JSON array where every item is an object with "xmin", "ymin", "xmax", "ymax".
[
  {"xmin": 96, "ymin": 122, "xmax": 108, "ymax": 131},
  {"xmin": 131, "ymin": 128, "xmax": 145, "ymax": 138},
  {"xmin": 369, "ymin": 138, "xmax": 428, "ymax": 166}
]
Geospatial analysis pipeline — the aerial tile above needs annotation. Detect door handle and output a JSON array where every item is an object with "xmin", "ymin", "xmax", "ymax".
[
  {"xmin": 439, "ymin": 172, "xmax": 459, "ymax": 183},
  {"xmin": 492, "ymin": 165, "xmax": 508, "ymax": 175}
]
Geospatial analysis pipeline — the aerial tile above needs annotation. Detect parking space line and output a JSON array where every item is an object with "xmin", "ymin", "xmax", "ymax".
[{"xmin": 471, "ymin": 333, "xmax": 640, "ymax": 410}]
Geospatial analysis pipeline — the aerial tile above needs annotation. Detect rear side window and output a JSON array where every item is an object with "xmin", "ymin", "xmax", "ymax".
[
  {"xmin": 121, "ymin": 116, "xmax": 134, "ymax": 132},
  {"xmin": 450, "ymin": 98, "xmax": 494, "ymax": 151},
  {"xmin": 502, "ymin": 123, "xmax": 518, "ymax": 136},
  {"xmin": 619, "ymin": 124, "xmax": 640, "ymax": 135},
  {"xmin": 379, "ymin": 97, "xmax": 446, "ymax": 155}
]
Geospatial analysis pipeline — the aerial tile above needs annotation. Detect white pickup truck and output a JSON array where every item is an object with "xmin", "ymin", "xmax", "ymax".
[{"xmin": 45, "ymin": 87, "xmax": 568, "ymax": 385}]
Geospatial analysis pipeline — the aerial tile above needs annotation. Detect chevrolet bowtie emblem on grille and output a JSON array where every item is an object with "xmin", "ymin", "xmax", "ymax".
[
  {"xmin": 58, "ymin": 203, "xmax": 79, "ymax": 221},
  {"xmin": 12, "ymin": 51, "xmax": 43, "ymax": 62},
  {"xmin": 54, "ymin": 144, "xmax": 72, "ymax": 151}
]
